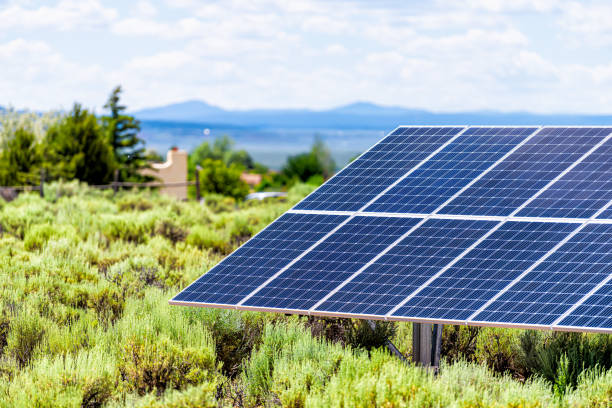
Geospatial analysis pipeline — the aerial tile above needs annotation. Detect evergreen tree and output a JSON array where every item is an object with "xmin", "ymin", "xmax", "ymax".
[
  {"xmin": 102, "ymin": 86, "xmax": 148, "ymax": 180},
  {"xmin": 45, "ymin": 103, "xmax": 114, "ymax": 184},
  {"xmin": 0, "ymin": 127, "xmax": 42, "ymax": 185}
]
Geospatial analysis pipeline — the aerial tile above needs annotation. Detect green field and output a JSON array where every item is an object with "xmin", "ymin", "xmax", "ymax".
[{"xmin": 0, "ymin": 182, "xmax": 610, "ymax": 407}]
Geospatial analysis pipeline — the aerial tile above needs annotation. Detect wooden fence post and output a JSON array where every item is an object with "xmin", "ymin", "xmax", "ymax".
[
  {"xmin": 195, "ymin": 165, "xmax": 202, "ymax": 201},
  {"xmin": 113, "ymin": 169, "xmax": 119, "ymax": 195},
  {"xmin": 39, "ymin": 168, "xmax": 45, "ymax": 198}
]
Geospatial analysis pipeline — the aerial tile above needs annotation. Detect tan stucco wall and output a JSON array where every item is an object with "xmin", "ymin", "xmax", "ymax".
[{"xmin": 141, "ymin": 149, "xmax": 188, "ymax": 200}]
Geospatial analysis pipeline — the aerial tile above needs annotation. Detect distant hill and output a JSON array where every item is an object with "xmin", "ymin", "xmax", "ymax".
[
  {"xmin": 133, "ymin": 100, "xmax": 612, "ymax": 128},
  {"xmin": 134, "ymin": 100, "xmax": 225, "ymax": 122}
]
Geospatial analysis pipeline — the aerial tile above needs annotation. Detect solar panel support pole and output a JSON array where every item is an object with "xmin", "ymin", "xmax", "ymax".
[
  {"xmin": 431, "ymin": 324, "xmax": 442, "ymax": 371},
  {"xmin": 412, "ymin": 323, "xmax": 443, "ymax": 370},
  {"xmin": 366, "ymin": 320, "xmax": 408, "ymax": 364}
]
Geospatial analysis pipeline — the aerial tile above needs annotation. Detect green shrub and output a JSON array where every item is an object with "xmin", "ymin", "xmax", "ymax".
[
  {"xmin": 88, "ymin": 286, "xmax": 125, "ymax": 326},
  {"xmin": 154, "ymin": 218, "xmax": 187, "ymax": 244},
  {"xmin": 80, "ymin": 376, "xmax": 115, "ymax": 408},
  {"xmin": 305, "ymin": 317, "xmax": 396, "ymax": 351},
  {"xmin": 6, "ymin": 311, "xmax": 46, "ymax": 368},
  {"xmin": 119, "ymin": 337, "xmax": 214, "ymax": 396},
  {"xmin": 131, "ymin": 381, "xmax": 218, "ymax": 408},
  {"xmin": 519, "ymin": 331, "xmax": 612, "ymax": 392},
  {"xmin": 23, "ymin": 223, "xmax": 77, "ymax": 251},
  {"xmin": 202, "ymin": 310, "xmax": 265, "ymax": 377},
  {"xmin": 441, "ymin": 324, "xmax": 480, "ymax": 363},
  {"xmin": 185, "ymin": 226, "xmax": 227, "ymax": 253},
  {"xmin": 101, "ymin": 214, "xmax": 156, "ymax": 243},
  {"xmin": 0, "ymin": 349, "xmax": 118, "ymax": 408},
  {"xmin": 566, "ymin": 366, "xmax": 612, "ymax": 407},
  {"xmin": 117, "ymin": 195, "xmax": 154, "ymax": 212},
  {"xmin": 203, "ymin": 193, "xmax": 236, "ymax": 213},
  {"xmin": 43, "ymin": 179, "xmax": 91, "ymax": 201}
]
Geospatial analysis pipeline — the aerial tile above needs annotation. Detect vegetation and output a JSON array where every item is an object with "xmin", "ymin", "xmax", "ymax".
[
  {"xmin": 46, "ymin": 103, "xmax": 115, "ymax": 184},
  {"xmin": 189, "ymin": 135, "xmax": 255, "ymax": 175},
  {"xmin": 0, "ymin": 86, "xmax": 155, "ymax": 188},
  {"xmin": 281, "ymin": 136, "xmax": 335, "ymax": 185},
  {"xmin": 198, "ymin": 158, "xmax": 250, "ymax": 201},
  {"xmin": 0, "ymin": 127, "xmax": 42, "ymax": 185},
  {"xmin": 0, "ymin": 184, "xmax": 609, "ymax": 407},
  {"xmin": 102, "ymin": 86, "xmax": 149, "ymax": 181}
]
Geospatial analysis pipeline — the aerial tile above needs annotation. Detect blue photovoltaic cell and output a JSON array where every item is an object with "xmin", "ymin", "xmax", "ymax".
[
  {"xmin": 315, "ymin": 219, "xmax": 498, "ymax": 316},
  {"xmin": 598, "ymin": 207, "xmax": 612, "ymax": 219},
  {"xmin": 243, "ymin": 216, "xmax": 421, "ymax": 310},
  {"xmin": 473, "ymin": 223, "xmax": 612, "ymax": 326},
  {"xmin": 558, "ymin": 281, "xmax": 612, "ymax": 329},
  {"xmin": 171, "ymin": 213, "xmax": 347, "ymax": 305},
  {"xmin": 391, "ymin": 221, "xmax": 578, "ymax": 321},
  {"xmin": 293, "ymin": 127, "xmax": 464, "ymax": 212},
  {"xmin": 439, "ymin": 128, "xmax": 612, "ymax": 217},
  {"xmin": 365, "ymin": 127, "xmax": 535, "ymax": 214},
  {"xmin": 518, "ymin": 136, "xmax": 612, "ymax": 219}
]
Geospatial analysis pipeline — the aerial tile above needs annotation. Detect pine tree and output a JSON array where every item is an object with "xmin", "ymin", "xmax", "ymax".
[
  {"xmin": 45, "ymin": 103, "xmax": 114, "ymax": 184},
  {"xmin": 102, "ymin": 86, "xmax": 148, "ymax": 180}
]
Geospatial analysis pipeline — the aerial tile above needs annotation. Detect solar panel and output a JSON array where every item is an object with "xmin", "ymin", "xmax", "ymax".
[
  {"xmin": 171, "ymin": 126, "xmax": 612, "ymax": 334},
  {"xmin": 557, "ymin": 280, "xmax": 612, "ymax": 331},
  {"xmin": 171, "ymin": 213, "xmax": 348, "ymax": 305},
  {"xmin": 364, "ymin": 127, "xmax": 537, "ymax": 214},
  {"xmin": 517, "ymin": 136, "xmax": 612, "ymax": 219},
  {"xmin": 242, "ymin": 216, "xmax": 421, "ymax": 311},
  {"xmin": 314, "ymin": 218, "xmax": 498, "ymax": 316},
  {"xmin": 438, "ymin": 127, "xmax": 612, "ymax": 217},
  {"xmin": 389, "ymin": 221, "xmax": 578, "ymax": 321},
  {"xmin": 472, "ymin": 223, "xmax": 612, "ymax": 326},
  {"xmin": 294, "ymin": 126, "xmax": 465, "ymax": 212}
]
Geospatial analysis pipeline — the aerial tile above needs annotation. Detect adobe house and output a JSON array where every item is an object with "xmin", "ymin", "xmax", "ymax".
[{"xmin": 141, "ymin": 148, "xmax": 188, "ymax": 200}]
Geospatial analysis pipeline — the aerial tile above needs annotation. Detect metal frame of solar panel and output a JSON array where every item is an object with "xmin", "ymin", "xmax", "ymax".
[{"xmin": 171, "ymin": 125, "xmax": 612, "ymax": 335}]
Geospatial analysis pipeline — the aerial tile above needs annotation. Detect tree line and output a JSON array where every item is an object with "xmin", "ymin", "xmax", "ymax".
[
  {"xmin": 0, "ymin": 87, "xmax": 338, "ymax": 199},
  {"xmin": 0, "ymin": 86, "xmax": 149, "ymax": 186}
]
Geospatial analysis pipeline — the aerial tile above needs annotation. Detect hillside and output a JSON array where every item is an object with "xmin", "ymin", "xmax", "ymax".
[{"xmin": 133, "ymin": 100, "xmax": 612, "ymax": 128}]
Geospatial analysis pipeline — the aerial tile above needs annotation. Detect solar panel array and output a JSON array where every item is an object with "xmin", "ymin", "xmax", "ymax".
[{"xmin": 172, "ymin": 126, "xmax": 612, "ymax": 334}]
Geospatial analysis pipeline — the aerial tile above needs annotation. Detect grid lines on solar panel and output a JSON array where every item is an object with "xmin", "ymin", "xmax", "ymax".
[
  {"xmin": 517, "ymin": 134, "xmax": 612, "ymax": 218},
  {"xmin": 391, "ymin": 221, "xmax": 579, "ymax": 321},
  {"xmin": 293, "ymin": 127, "xmax": 464, "ymax": 212},
  {"xmin": 171, "ymin": 213, "xmax": 348, "ymax": 305},
  {"xmin": 558, "ymin": 280, "xmax": 612, "ymax": 330},
  {"xmin": 598, "ymin": 208, "xmax": 612, "ymax": 219},
  {"xmin": 438, "ymin": 127, "xmax": 612, "ymax": 217},
  {"xmin": 473, "ymin": 223, "xmax": 612, "ymax": 326},
  {"xmin": 314, "ymin": 218, "xmax": 498, "ymax": 316},
  {"xmin": 364, "ymin": 127, "xmax": 536, "ymax": 214},
  {"xmin": 242, "ymin": 216, "xmax": 422, "ymax": 310}
]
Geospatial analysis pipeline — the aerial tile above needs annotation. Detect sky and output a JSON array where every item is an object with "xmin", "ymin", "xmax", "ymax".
[{"xmin": 2, "ymin": 0, "xmax": 612, "ymax": 113}]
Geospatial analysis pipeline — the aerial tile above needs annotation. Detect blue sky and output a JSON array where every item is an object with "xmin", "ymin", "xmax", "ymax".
[{"xmin": 2, "ymin": 0, "xmax": 612, "ymax": 113}]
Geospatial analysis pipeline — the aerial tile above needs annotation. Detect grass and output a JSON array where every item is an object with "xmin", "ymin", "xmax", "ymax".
[{"xmin": 0, "ymin": 180, "xmax": 609, "ymax": 407}]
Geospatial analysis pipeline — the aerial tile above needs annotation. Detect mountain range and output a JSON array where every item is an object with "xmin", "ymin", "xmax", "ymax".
[{"xmin": 133, "ymin": 100, "xmax": 612, "ymax": 128}]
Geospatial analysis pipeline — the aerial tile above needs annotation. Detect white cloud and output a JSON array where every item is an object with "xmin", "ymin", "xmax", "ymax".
[
  {"xmin": 0, "ymin": 0, "xmax": 117, "ymax": 31},
  {"xmin": 452, "ymin": 0, "xmax": 560, "ymax": 13},
  {"xmin": 558, "ymin": 1, "xmax": 612, "ymax": 45},
  {"xmin": 325, "ymin": 44, "xmax": 348, "ymax": 55},
  {"xmin": 135, "ymin": 0, "xmax": 157, "ymax": 17},
  {"xmin": 3, "ymin": 0, "xmax": 612, "ymax": 114},
  {"xmin": 0, "ymin": 38, "xmax": 108, "ymax": 110},
  {"xmin": 111, "ymin": 17, "xmax": 203, "ymax": 38}
]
